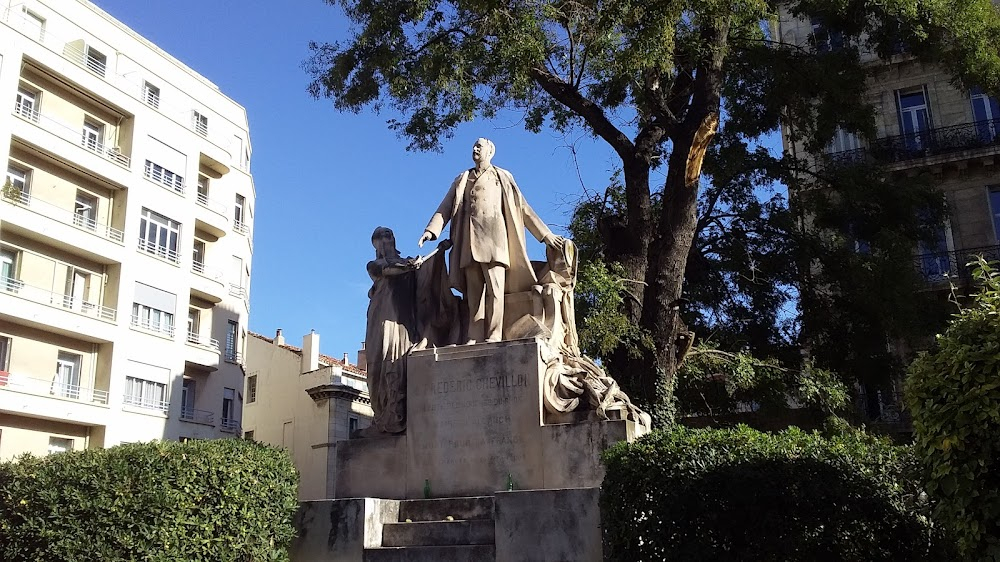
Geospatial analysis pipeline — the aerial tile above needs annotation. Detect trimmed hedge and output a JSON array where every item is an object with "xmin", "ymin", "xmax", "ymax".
[
  {"xmin": 601, "ymin": 425, "xmax": 953, "ymax": 561},
  {"xmin": 0, "ymin": 438, "xmax": 298, "ymax": 562},
  {"xmin": 907, "ymin": 259, "xmax": 1000, "ymax": 560}
]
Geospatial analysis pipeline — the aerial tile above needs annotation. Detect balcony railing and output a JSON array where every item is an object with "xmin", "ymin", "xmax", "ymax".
[
  {"xmin": 1, "ymin": 276, "xmax": 116, "ymax": 321},
  {"xmin": 220, "ymin": 418, "xmax": 241, "ymax": 433},
  {"xmin": 180, "ymin": 407, "xmax": 215, "ymax": 425},
  {"xmin": 855, "ymin": 389, "xmax": 911, "ymax": 432},
  {"xmin": 62, "ymin": 43, "xmax": 107, "ymax": 77},
  {"xmin": 123, "ymin": 394, "xmax": 169, "ymax": 412},
  {"xmin": 137, "ymin": 238, "xmax": 180, "ymax": 264},
  {"xmin": 224, "ymin": 350, "xmax": 244, "ymax": 365},
  {"xmin": 913, "ymin": 245, "xmax": 1000, "ymax": 285},
  {"xmin": 233, "ymin": 220, "xmax": 250, "ymax": 236},
  {"xmin": 186, "ymin": 331, "xmax": 221, "ymax": 351},
  {"xmin": 0, "ymin": 370, "xmax": 110, "ymax": 404},
  {"xmin": 143, "ymin": 165, "xmax": 185, "ymax": 194},
  {"xmin": 2, "ymin": 189, "xmax": 124, "ymax": 243},
  {"xmin": 12, "ymin": 102, "xmax": 130, "ymax": 168},
  {"xmin": 131, "ymin": 314, "xmax": 175, "ymax": 337},
  {"xmin": 829, "ymin": 118, "xmax": 1000, "ymax": 166},
  {"xmin": 192, "ymin": 261, "xmax": 225, "ymax": 282},
  {"xmin": 229, "ymin": 284, "xmax": 248, "ymax": 299},
  {"xmin": 196, "ymin": 192, "xmax": 228, "ymax": 216}
]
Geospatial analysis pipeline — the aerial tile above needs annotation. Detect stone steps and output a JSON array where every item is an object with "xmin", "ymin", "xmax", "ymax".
[
  {"xmin": 365, "ymin": 496, "xmax": 496, "ymax": 561},
  {"xmin": 363, "ymin": 545, "xmax": 496, "ymax": 562}
]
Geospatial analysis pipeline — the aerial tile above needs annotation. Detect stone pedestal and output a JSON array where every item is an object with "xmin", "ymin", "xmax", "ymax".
[{"xmin": 331, "ymin": 337, "xmax": 639, "ymax": 499}]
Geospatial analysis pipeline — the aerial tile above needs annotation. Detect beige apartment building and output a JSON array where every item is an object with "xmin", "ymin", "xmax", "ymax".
[
  {"xmin": 775, "ymin": 7, "xmax": 1000, "ymax": 425},
  {"xmin": 244, "ymin": 330, "xmax": 371, "ymax": 500},
  {"xmin": 0, "ymin": 0, "xmax": 255, "ymax": 458}
]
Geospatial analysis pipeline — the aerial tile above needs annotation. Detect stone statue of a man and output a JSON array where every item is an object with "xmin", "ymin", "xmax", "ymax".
[{"xmin": 418, "ymin": 138, "xmax": 566, "ymax": 343}]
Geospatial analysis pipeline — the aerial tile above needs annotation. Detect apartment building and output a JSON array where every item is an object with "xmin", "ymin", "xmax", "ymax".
[
  {"xmin": 0, "ymin": 0, "xmax": 255, "ymax": 459},
  {"xmin": 775, "ymin": 6, "xmax": 1000, "ymax": 428},
  {"xmin": 244, "ymin": 330, "xmax": 371, "ymax": 500}
]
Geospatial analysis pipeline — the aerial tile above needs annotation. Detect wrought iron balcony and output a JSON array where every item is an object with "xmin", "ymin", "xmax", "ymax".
[
  {"xmin": 854, "ymin": 389, "xmax": 911, "ymax": 432},
  {"xmin": 829, "ymin": 118, "xmax": 1000, "ymax": 166},
  {"xmin": 913, "ymin": 244, "xmax": 1000, "ymax": 285},
  {"xmin": 180, "ymin": 407, "xmax": 215, "ymax": 425},
  {"xmin": 220, "ymin": 418, "xmax": 241, "ymax": 433}
]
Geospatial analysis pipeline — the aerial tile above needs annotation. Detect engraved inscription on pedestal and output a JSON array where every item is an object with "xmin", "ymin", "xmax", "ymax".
[{"xmin": 406, "ymin": 338, "xmax": 545, "ymax": 498}]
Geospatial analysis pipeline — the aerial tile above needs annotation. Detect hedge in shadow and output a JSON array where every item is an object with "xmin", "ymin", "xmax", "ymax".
[
  {"xmin": 601, "ymin": 425, "xmax": 954, "ymax": 561},
  {"xmin": 0, "ymin": 438, "xmax": 298, "ymax": 562}
]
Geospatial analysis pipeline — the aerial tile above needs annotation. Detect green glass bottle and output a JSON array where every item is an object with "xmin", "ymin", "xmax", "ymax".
[{"xmin": 423, "ymin": 479, "xmax": 431, "ymax": 499}]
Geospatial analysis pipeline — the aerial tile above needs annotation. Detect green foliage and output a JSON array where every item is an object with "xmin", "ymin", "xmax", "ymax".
[
  {"xmin": 574, "ymin": 260, "xmax": 651, "ymax": 361},
  {"xmin": 906, "ymin": 258, "xmax": 1000, "ymax": 560},
  {"xmin": 675, "ymin": 345, "xmax": 849, "ymax": 419},
  {"xmin": 0, "ymin": 439, "xmax": 299, "ymax": 562},
  {"xmin": 2, "ymin": 178, "xmax": 20, "ymax": 202},
  {"xmin": 601, "ymin": 425, "xmax": 954, "ymax": 561}
]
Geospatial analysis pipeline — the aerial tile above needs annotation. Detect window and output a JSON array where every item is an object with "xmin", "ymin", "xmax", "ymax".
[
  {"xmin": 187, "ymin": 308, "xmax": 200, "ymax": 343},
  {"xmin": 192, "ymin": 111, "xmax": 208, "ymax": 136},
  {"xmin": 234, "ymin": 194, "xmax": 247, "ymax": 233},
  {"xmin": 246, "ymin": 374, "xmax": 257, "ymax": 404},
  {"xmin": 143, "ymin": 82, "xmax": 160, "ymax": 109},
  {"xmin": 63, "ymin": 267, "xmax": 91, "ymax": 311},
  {"xmin": 85, "ymin": 46, "xmax": 106, "ymax": 76},
  {"xmin": 181, "ymin": 379, "xmax": 196, "ymax": 419},
  {"xmin": 74, "ymin": 191, "xmax": 98, "ymax": 230},
  {"xmin": 6, "ymin": 164, "xmax": 29, "ymax": 199},
  {"xmin": 810, "ymin": 17, "xmax": 844, "ymax": 53},
  {"xmin": 23, "ymin": 9, "xmax": 45, "ymax": 41},
  {"xmin": 230, "ymin": 255, "xmax": 245, "ymax": 296},
  {"xmin": 225, "ymin": 320, "xmax": 238, "ymax": 362},
  {"xmin": 192, "ymin": 239, "xmax": 206, "ymax": 274},
  {"xmin": 138, "ymin": 208, "xmax": 180, "ymax": 262},
  {"xmin": 349, "ymin": 416, "xmax": 360, "ymax": 434},
  {"xmin": 1, "ymin": 248, "xmax": 19, "ymax": 292},
  {"xmin": 81, "ymin": 119, "xmax": 104, "ymax": 153},
  {"xmin": 896, "ymin": 88, "xmax": 931, "ymax": 152},
  {"xmin": 990, "ymin": 187, "xmax": 1000, "ymax": 243},
  {"xmin": 47, "ymin": 437, "xmax": 73, "ymax": 455},
  {"xmin": 222, "ymin": 387, "xmax": 236, "ymax": 429},
  {"xmin": 124, "ymin": 376, "xmax": 168, "ymax": 411},
  {"xmin": 14, "ymin": 88, "xmax": 38, "ymax": 121},
  {"xmin": 917, "ymin": 216, "xmax": 952, "ymax": 281},
  {"xmin": 53, "ymin": 351, "xmax": 82, "ymax": 399},
  {"xmin": 244, "ymin": 430, "xmax": 254, "ymax": 441},
  {"xmin": 196, "ymin": 175, "xmax": 209, "ymax": 203},
  {"xmin": 132, "ymin": 303, "xmax": 175, "ymax": 335},
  {"xmin": 0, "ymin": 336, "xmax": 10, "ymax": 372},
  {"xmin": 143, "ymin": 160, "xmax": 184, "ymax": 193},
  {"xmin": 827, "ymin": 128, "xmax": 863, "ymax": 155},
  {"xmin": 971, "ymin": 87, "xmax": 1000, "ymax": 143}
]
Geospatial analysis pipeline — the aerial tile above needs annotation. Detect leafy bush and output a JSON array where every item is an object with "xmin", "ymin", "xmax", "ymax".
[
  {"xmin": 0, "ymin": 438, "xmax": 298, "ymax": 562},
  {"xmin": 906, "ymin": 258, "xmax": 1000, "ymax": 560},
  {"xmin": 601, "ymin": 425, "xmax": 952, "ymax": 561}
]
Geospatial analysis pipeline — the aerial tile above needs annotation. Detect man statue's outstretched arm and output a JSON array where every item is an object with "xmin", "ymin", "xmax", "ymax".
[{"xmin": 419, "ymin": 174, "xmax": 462, "ymax": 247}]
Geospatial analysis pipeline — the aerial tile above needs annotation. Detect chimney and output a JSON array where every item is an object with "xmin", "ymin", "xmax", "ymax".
[
  {"xmin": 301, "ymin": 330, "xmax": 319, "ymax": 373},
  {"xmin": 342, "ymin": 352, "xmax": 350, "ymax": 366},
  {"xmin": 357, "ymin": 341, "xmax": 367, "ymax": 372},
  {"xmin": 274, "ymin": 328, "xmax": 285, "ymax": 346}
]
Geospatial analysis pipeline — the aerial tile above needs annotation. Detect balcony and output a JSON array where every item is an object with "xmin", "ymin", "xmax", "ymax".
[
  {"xmin": 0, "ymin": 370, "xmax": 109, "ymax": 404},
  {"xmin": 180, "ymin": 407, "xmax": 215, "ymax": 425},
  {"xmin": 190, "ymin": 262, "xmax": 225, "ymax": 303},
  {"xmin": 2, "ymin": 276, "xmax": 116, "ymax": 322},
  {"xmin": 123, "ymin": 394, "xmax": 169, "ymax": 412},
  {"xmin": 13, "ymin": 102, "xmax": 130, "ymax": 168},
  {"xmin": 224, "ymin": 350, "xmax": 244, "ymax": 365},
  {"xmin": 220, "ymin": 417, "xmax": 241, "ymax": 434},
  {"xmin": 137, "ymin": 238, "xmax": 180, "ymax": 265},
  {"xmin": 913, "ymin": 245, "xmax": 1000, "ymax": 285},
  {"xmin": 233, "ymin": 220, "xmax": 250, "ymax": 236},
  {"xmin": 130, "ymin": 314, "xmax": 175, "ymax": 338},
  {"xmin": 854, "ymin": 389, "xmax": 911, "ymax": 435},
  {"xmin": 2, "ymin": 189, "xmax": 124, "ymax": 244},
  {"xmin": 194, "ymin": 194, "xmax": 229, "ymax": 237},
  {"xmin": 229, "ymin": 284, "xmax": 248, "ymax": 300},
  {"xmin": 186, "ymin": 331, "xmax": 220, "ymax": 350},
  {"xmin": 829, "ymin": 118, "xmax": 1000, "ymax": 168},
  {"xmin": 186, "ymin": 331, "xmax": 221, "ymax": 371}
]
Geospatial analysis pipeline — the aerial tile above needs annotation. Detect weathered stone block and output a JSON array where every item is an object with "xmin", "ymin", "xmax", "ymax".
[
  {"xmin": 406, "ymin": 339, "xmax": 545, "ymax": 498},
  {"xmin": 333, "ymin": 435, "xmax": 408, "ymax": 499},
  {"xmin": 494, "ymin": 488, "xmax": 603, "ymax": 562},
  {"xmin": 291, "ymin": 498, "xmax": 399, "ymax": 562},
  {"xmin": 540, "ymin": 419, "xmax": 629, "ymax": 489}
]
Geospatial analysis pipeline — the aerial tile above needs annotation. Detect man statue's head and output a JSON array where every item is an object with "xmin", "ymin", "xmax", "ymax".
[{"xmin": 472, "ymin": 138, "xmax": 495, "ymax": 169}]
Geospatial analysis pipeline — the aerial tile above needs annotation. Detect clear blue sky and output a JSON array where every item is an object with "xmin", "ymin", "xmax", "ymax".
[{"xmin": 92, "ymin": 0, "xmax": 641, "ymax": 362}]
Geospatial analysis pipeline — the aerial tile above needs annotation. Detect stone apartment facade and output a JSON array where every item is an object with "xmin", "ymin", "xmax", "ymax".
[
  {"xmin": 243, "ymin": 330, "xmax": 372, "ymax": 500},
  {"xmin": 775, "ymin": 5, "xmax": 1000, "ymax": 428},
  {"xmin": 0, "ymin": 0, "xmax": 255, "ymax": 458}
]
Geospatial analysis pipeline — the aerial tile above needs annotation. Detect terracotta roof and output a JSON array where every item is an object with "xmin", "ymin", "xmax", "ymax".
[{"xmin": 249, "ymin": 331, "xmax": 367, "ymax": 376}]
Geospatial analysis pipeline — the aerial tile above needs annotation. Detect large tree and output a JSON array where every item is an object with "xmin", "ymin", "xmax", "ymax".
[{"xmin": 306, "ymin": 0, "xmax": 1000, "ymax": 422}]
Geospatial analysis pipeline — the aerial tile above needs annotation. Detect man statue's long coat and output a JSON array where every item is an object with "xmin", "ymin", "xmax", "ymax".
[{"xmin": 424, "ymin": 166, "xmax": 553, "ymax": 295}]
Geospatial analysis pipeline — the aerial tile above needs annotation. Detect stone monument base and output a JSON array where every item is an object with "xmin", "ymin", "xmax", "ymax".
[{"xmin": 330, "ymin": 338, "xmax": 643, "ymax": 499}]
